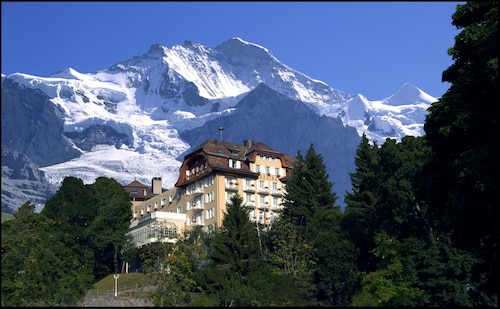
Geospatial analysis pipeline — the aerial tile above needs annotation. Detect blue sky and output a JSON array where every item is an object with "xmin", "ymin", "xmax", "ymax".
[{"xmin": 2, "ymin": 1, "xmax": 463, "ymax": 100}]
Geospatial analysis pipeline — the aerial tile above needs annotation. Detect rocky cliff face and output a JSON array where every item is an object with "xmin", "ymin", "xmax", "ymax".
[
  {"xmin": 1, "ymin": 148, "xmax": 57, "ymax": 213},
  {"xmin": 1, "ymin": 78, "xmax": 81, "ymax": 166},
  {"xmin": 180, "ymin": 84, "xmax": 360, "ymax": 203}
]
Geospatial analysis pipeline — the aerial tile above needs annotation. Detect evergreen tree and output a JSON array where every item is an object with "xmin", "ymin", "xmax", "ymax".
[
  {"xmin": 282, "ymin": 144, "xmax": 336, "ymax": 235},
  {"xmin": 204, "ymin": 193, "xmax": 263, "ymax": 306},
  {"xmin": 423, "ymin": 1, "xmax": 497, "ymax": 304},
  {"xmin": 273, "ymin": 143, "xmax": 355, "ymax": 306},
  {"xmin": 13, "ymin": 201, "xmax": 36, "ymax": 220},
  {"xmin": 343, "ymin": 134, "xmax": 381, "ymax": 273},
  {"xmin": 310, "ymin": 206, "xmax": 360, "ymax": 306}
]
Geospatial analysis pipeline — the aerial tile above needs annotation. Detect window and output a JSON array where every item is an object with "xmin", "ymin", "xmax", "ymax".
[
  {"xmin": 227, "ymin": 177, "xmax": 237, "ymax": 185},
  {"xmin": 205, "ymin": 208, "xmax": 215, "ymax": 219},
  {"xmin": 177, "ymin": 205, "xmax": 182, "ymax": 213},
  {"xmin": 205, "ymin": 191, "xmax": 214, "ymax": 203},
  {"xmin": 260, "ymin": 195, "xmax": 266, "ymax": 206},
  {"xmin": 272, "ymin": 182, "xmax": 279, "ymax": 191},
  {"xmin": 273, "ymin": 196, "xmax": 279, "ymax": 206},
  {"xmin": 259, "ymin": 180, "xmax": 265, "ymax": 189},
  {"xmin": 246, "ymin": 193, "xmax": 253, "ymax": 203},
  {"xmin": 275, "ymin": 167, "xmax": 280, "ymax": 176},
  {"xmin": 255, "ymin": 164, "xmax": 260, "ymax": 173},
  {"xmin": 229, "ymin": 159, "xmax": 240, "ymax": 168},
  {"xmin": 266, "ymin": 166, "xmax": 270, "ymax": 174}
]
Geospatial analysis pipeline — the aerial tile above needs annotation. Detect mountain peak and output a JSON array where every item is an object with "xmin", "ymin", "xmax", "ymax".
[
  {"xmin": 146, "ymin": 43, "xmax": 167, "ymax": 57},
  {"xmin": 49, "ymin": 67, "xmax": 83, "ymax": 79},
  {"xmin": 215, "ymin": 37, "xmax": 272, "ymax": 59},
  {"xmin": 385, "ymin": 82, "xmax": 437, "ymax": 106}
]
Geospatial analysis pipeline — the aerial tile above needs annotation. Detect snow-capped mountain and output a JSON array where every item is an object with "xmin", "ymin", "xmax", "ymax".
[{"xmin": 1, "ymin": 37, "xmax": 437, "ymax": 213}]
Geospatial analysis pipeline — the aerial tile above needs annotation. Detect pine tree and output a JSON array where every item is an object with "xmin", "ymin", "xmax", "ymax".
[
  {"xmin": 275, "ymin": 143, "xmax": 354, "ymax": 305},
  {"xmin": 342, "ymin": 134, "xmax": 380, "ymax": 273},
  {"xmin": 283, "ymin": 144, "xmax": 337, "ymax": 230},
  {"xmin": 204, "ymin": 193, "xmax": 262, "ymax": 306}
]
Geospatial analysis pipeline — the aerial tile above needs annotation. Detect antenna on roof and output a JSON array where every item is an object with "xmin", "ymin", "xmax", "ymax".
[{"xmin": 219, "ymin": 127, "xmax": 224, "ymax": 141}]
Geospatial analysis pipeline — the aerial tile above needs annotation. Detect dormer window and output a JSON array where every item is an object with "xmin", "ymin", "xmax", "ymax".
[{"xmin": 229, "ymin": 159, "xmax": 240, "ymax": 169}]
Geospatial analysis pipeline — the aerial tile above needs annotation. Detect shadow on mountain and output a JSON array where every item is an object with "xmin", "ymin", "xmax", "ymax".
[{"xmin": 179, "ymin": 84, "xmax": 361, "ymax": 209}]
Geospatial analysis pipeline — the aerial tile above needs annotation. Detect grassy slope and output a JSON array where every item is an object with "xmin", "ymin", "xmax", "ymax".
[
  {"xmin": 92, "ymin": 273, "xmax": 150, "ymax": 290},
  {"xmin": 2, "ymin": 212, "xmax": 15, "ymax": 223}
]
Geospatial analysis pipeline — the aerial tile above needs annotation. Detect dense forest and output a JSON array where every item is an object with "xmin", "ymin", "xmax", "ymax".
[{"xmin": 1, "ymin": 2, "xmax": 497, "ymax": 306}]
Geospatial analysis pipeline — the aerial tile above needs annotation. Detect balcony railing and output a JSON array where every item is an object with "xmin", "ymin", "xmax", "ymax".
[
  {"xmin": 243, "ymin": 185, "xmax": 256, "ymax": 192},
  {"xmin": 225, "ymin": 182, "xmax": 239, "ymax": 191},
  {"xmin": 245, "ymin": 201, "xmax": 256, "ymax": 208},
  {"xmin": 192, "ymin": 220, "xmax": 205, "ymax": 227}
]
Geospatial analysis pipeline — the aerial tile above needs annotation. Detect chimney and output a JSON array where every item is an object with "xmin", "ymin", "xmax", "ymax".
[
  {"xmin": 219, "ymin": 127, "xmax": 224, "ymax": 141},
  {"xmin": 244, "ymin": 140, "xmax": 254, "ymax": 148},
  {"xmin": 152, "ymin": 177, "xmax": 162, "ymax": 195}
]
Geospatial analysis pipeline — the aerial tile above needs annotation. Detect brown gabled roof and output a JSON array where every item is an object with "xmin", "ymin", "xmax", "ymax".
[
  {"xmin": 175, "ymin": 139, "xmax": 295, "ymax": 187},
  {"xmin": 124, "ymin": 180, "xmax": 149, "ymax": 189},
  {"xmin": 190, "ymin": 140, "xmax": 247, "ymax": 160}
]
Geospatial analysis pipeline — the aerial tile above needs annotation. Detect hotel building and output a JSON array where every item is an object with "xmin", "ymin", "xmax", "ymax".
[{"xmin": 127, "ymin": 139, "xmax": 296, "ymax": 247}]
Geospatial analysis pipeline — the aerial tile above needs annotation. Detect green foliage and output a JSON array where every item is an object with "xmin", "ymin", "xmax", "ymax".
[
  {"xmin": 406, "ymin": 235, "xmax": 479, "ymax": 307},
  {"xmin": 209, "ymin": 194, "xmax": 262, "ymax": 278},
  {"xmin": 1, "ymin": 208, "xmax": 94, "ymax": 306},
  {"xmin": 283, "ymin": 144, "xmax": 336, "ymax": 229},
  {"xmin": 139, "ymin": 230, "xmax": 208, "ymax": 307},
  {"xmin": 42, "ymin": 176, "xmax": 133, "ymax": 278},
  {"xmin": 423, "ymin": 1, "xmax": 497, "ymax": 304},
  {"xmin": 13, "ymin": 201, "xmax": 36, "ymax": 220},
  {"xmin": 270, "ymin": 143, "xmax": 359, "ymax": 306},
  {"xmin": 343, "ymin": 134, "xmax": 381, "ymax": 273},
  {"xmin": 351, "ymin": 232, "xmax": 426, "ymax": 307},
  {"xmin": 267, "ymin": 216, "xmax": 313, "ymax": 278},
  {"xmin": 310, "ymin": 207, "xmax": 361, "ymax": 306},
  {"xmin": 140, "ymin": 242, "xmax": 196, "ymax": 307},
  {"xmin": 202, "ymin": 193, "xmax": 264, "ymax": 306},
  {"xmin": 2, "ymin": 176, "xmax": 136, "ymax": 306},
  {"xmin": 86, "ymin": 177, "xmax": 133, "ymax": 274}
]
